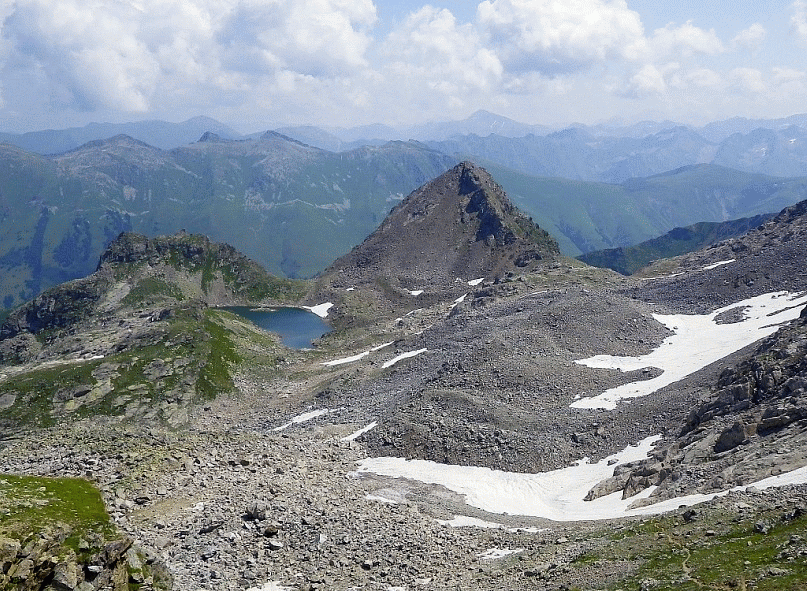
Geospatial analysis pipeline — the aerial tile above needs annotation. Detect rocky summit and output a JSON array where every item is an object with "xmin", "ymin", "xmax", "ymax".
[
  {"xmin": 310, "ymin": 161, "xmax": 559, "ymax": 326},
  {"xmin": 2, "ymin": 165, "xmax": 807, "ymax": 591}
]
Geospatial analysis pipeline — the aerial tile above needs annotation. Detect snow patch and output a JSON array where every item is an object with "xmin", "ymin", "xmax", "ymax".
[
  {"xmin": 272, "ymin": 409, "xmax": 331, "ymax": 431},
  {"xmin": 322, "ymin": 352, "xmax": 370, "ymax": 366},
  {"xmin": 436, "ymin": 516, "xmax": 506, "ymax": 528},
  {"xmin": 409, "ymin": 289, "xmax": 424, "ymax": 296},
  {"xmin": 246, "ymin": 583, "xmax": 294, "ymax": 591},
  {"xmin": 468, "ymin": 278, "xmax": 484, "ymax": 286},
  {"xmin": 322, "ymin": 342, "xmax": 395, "ymax": 366},
  {"xmin": 703, "ymin": 259, "xmax": 735, "ymax": 270},
  {"xmin": 355, "ymin": 436, "xmax": 661, "ymax": 521},
  {"xmin": 477, "ymin": 548, "xmax": 523, "ymax": 560},
  {"xmin": 370, "ymin": 342, "xmax": 394, "ymax": 352},
  {"xmin": 342, "ymin": 421, "xmax": 378, "ymax": 442},
  {"xmin": 356, "ymin": 434, "xmax": 807, "ymax": 521},
  {"xmin": 382, "ymin": 348, "xmax": 428, "ymax": 369},
  {"xmin": 303, "ymin": 302, "xmax": 333, "ymax": 318},
  {"xmin": 572, "ymin": 291, "xmax": 807, "ymax": 410}
]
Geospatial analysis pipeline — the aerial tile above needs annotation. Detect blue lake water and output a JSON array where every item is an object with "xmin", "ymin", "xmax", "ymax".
[{"xmin": 225, "ymin": 306, "xmax": 331, "ymax": 350}]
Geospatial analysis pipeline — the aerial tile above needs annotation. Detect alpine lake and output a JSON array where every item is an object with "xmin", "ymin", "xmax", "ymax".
[{"xmin": 225, "ymin": 306, "xmax": 331, "ymax": 350}]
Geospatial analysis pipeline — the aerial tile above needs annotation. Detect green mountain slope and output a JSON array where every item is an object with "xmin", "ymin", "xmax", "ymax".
[
  {"xmin": 577, "ymin": 213, "xmax": 774, "ymax": 275},
  {"xmin": 486, "ymin": 162, "xmax": 807, "ymax": 256},
  {"xmin": 0, "ymin": 135, "xmax": 455, "ymax": 309}
]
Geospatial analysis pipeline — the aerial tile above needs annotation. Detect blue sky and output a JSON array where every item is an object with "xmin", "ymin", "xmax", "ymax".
[{"xmin": 0, "ymin": 0, "xmax": 805, "ymax": 133}]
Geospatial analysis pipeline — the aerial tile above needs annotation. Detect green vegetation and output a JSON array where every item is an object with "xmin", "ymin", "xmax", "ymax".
[
  {"xmin": 482, "ymin": 161, "xmax": 806, "ymax": 256},
  {"xmin": 0, "ymin": 474, "xmax": 116, "ymax": 553},
  {"xmin": 610, "ymin": 509, "xmax": 807, "ymax": 590},
  {"xmin": 197, "ymin": 310, "xmax": 241, "ymax": 400},
  {"xmin": 122, "ymin": 277, "xmax": 185, "ymax": 305},
  {"xmin": 0, "ymin": 306, "xmax": 247, "ymax": 430},
  {"xmin": 578, "ymin": 214, "xmax": 772, "ymax": 275}
]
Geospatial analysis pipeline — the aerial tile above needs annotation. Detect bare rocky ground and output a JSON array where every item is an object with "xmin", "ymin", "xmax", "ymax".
[
  {"xmin": 3, "ymin": 191, "xmax": 807, "ymax": 589},
  {"xmin": 3, "ymin": 254, "xmax": 807, "ymax": 590}
]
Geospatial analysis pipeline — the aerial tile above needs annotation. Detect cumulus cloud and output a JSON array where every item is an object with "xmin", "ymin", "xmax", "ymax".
[
  {"xmin": 773, "ymin": 66, "xmax": 806, "ymax": 82},
  {"xmin": 793, "ymin": 0, "xmax": 807, "ymax": 40},
  {"xmin": 218, "ymin": 0, "xmax": 376, "ymax": 78},
  {"xmin": 648, "ymin": 20, "xmax": 723, "ymax": 59},
  {"xmin": 3, "ymin": 0, "xmax": 160, "ymax": 111},
  {"xmin": 732, "ymin": 23, "xmax": 766, "ymax": 51},
  {"xmin": 476, "ymin": 0, "xmax": 645, "ymax": 76},
  {"xmin": 0, "ymin": 0, "xmax": 377, "ymax": 115},
  {"xmin": 378, "ymin": 6, "xmax": 502, "ymax": 116},
  {"xmin": 729, "ymin": 67, "xmax": 766, "ymax": 94}
]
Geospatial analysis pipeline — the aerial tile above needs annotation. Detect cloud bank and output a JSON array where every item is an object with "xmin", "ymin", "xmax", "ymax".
[{"xmin": 0, "ymin": 0, "xmax": 805, "ymax": 131}]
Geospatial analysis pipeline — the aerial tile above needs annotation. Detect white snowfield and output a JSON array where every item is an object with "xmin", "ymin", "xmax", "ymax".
[
  {"xmin": 572, "ymin": 291, "xmax": 807, "ymax": 410},
  {"xmin": 321, "ymin": 342, "xmax": 394, "ymax": 367},
  {"xmin": 321, "ymin": 351, "xmax": 370, "ymax": 366},
  {"xmin": 356, "ymin": 436, "xmax": 807, "ymax": 522},
  {"xmin": 303, "ymin": 302, "xmax": 333, "ymax": 318}
]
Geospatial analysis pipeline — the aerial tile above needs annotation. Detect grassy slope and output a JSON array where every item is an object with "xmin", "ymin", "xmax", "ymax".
[{"xmin": 483, "ymin": 161, "xmax": 807, "ymax": 256}]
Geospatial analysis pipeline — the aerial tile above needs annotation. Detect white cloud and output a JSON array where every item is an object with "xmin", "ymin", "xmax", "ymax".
[
  {"xmin": 3, "ymin": 0, "xmax": 160, "ymax": 111},
  {"xmin": 377, "ymin": 6, "xmax": 502, "ymax": 116},
  {"xmin": 773, "ymin": 66, "xmax": 806, "ymax": 82},
  {"xmin": 793, "ymin": 0, "xmax": 807, "ymax": 40},
  {"xmin": 476, "ymin": 0, "xmax": 645, "ymax": 75},
  {"xmin": 218, "ymin": 0, "xmax": 377, "ymax": 78},
  {"xmin": 684, "ymin": 68, "xmax": 723, "ymax": 88},
  {"xmin": 729, "ymin": 67, "xmax": 766, "ymax": 94},
  {"xmin": 732, "ymin": 23, "xmax": 766, "ymax": 51},
  {"xmin": 0, "ymin": 0, "xmax": 377, "ymax": 115},
  {"xmin": 648, "ymin": 20, "xmax": 723, "ymax": 59}
]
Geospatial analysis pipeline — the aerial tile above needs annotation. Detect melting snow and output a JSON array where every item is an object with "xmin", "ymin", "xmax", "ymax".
[
  {"xmin": 436, "ymin": 516, "xmax": 506, "ymax": 528},
  {"xmin": 468, "ymin": 278, "xmax": 484, "ymax": 286},
  {"xmin": 342, "ymin": 421, "xmax": 378, "ymax": 442},
  {"xmin": 355, "ymin": 436, "xmax": 661, "ymax": 521},
  {"xmin": 382, "ymin": 348, "xmax": 428, "ymax": 368},
  {"xmin": 572, "ymin": 291, "xmax": 807, "ymax": 410},
  {"xmin": 370, "ymin": 342, "xmax": 394, "ymax": 352},
  {"xmin": 410, "ymin": 290, "xmax": 424, "ymax": 296},
  {"xmin": 247, "ymin": 584, "xmax": 294, "ymax": 591},
  {"xmin": 304, "ymin": 302, "xmax": 333, "ymax": 318},
  {"xmin": 478, "ymin": 548, "xmax": 523, "ymax": 560},
  {"xmin": 702, "ymin": 259, "xmax": 735, "ymax": 270},
  {"xmin": 322, "ymin": 352, "xmax": 370, "ymax": 366},
  {"xmin": 322, "ymin": 342, "xmax": 394, "ymax": 366},
  {"xmin": 272, "ymin": 409, "xmax": 331, "ymax": 431},
  {"xmin": 355, "ymin": 434, "xmax": 807, "ymax": 521}
]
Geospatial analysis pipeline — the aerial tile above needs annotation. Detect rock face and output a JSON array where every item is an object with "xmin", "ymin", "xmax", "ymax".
[{"xmin": 322, "ymin": 162, "xmax": 559, "ymax": 290}]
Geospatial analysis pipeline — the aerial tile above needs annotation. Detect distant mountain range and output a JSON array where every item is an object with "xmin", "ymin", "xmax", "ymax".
[
  {"xmin": 2, "ymin": 110, "xmax": 807, "ymax": 310},
  {"xmin": 0, "ymin": 134, "xmax": 454, "ymax": 309}
]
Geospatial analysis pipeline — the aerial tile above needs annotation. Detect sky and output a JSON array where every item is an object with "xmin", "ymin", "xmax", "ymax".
[{"xmin": 0, "ymin": 0, "xmax": 805, "ymax": 133}]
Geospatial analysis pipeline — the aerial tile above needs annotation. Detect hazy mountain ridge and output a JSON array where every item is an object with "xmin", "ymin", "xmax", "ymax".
[
  {"xmin": 577, "ymin": 213, "xmax": 775, "ymax": 275},
  {"xmin": 0, "ymin": 134, "xmax": 455, "ymax": 309}
]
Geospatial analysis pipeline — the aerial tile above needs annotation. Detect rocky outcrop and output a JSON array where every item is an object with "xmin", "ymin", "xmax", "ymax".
[{"xmin": 0, "ymin": 526, "xmax": 170, "ymax": 591}]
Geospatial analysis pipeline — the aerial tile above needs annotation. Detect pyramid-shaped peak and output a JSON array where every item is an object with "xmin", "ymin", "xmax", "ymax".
[{"xmin": 324, "ymin": 162, "xmax": 559, "ymax": 289}]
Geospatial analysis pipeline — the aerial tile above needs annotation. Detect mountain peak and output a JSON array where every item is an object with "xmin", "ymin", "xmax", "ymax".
[{"xmin": 323, "ymin": 162, "xmax": 558, "ymax": 290}]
